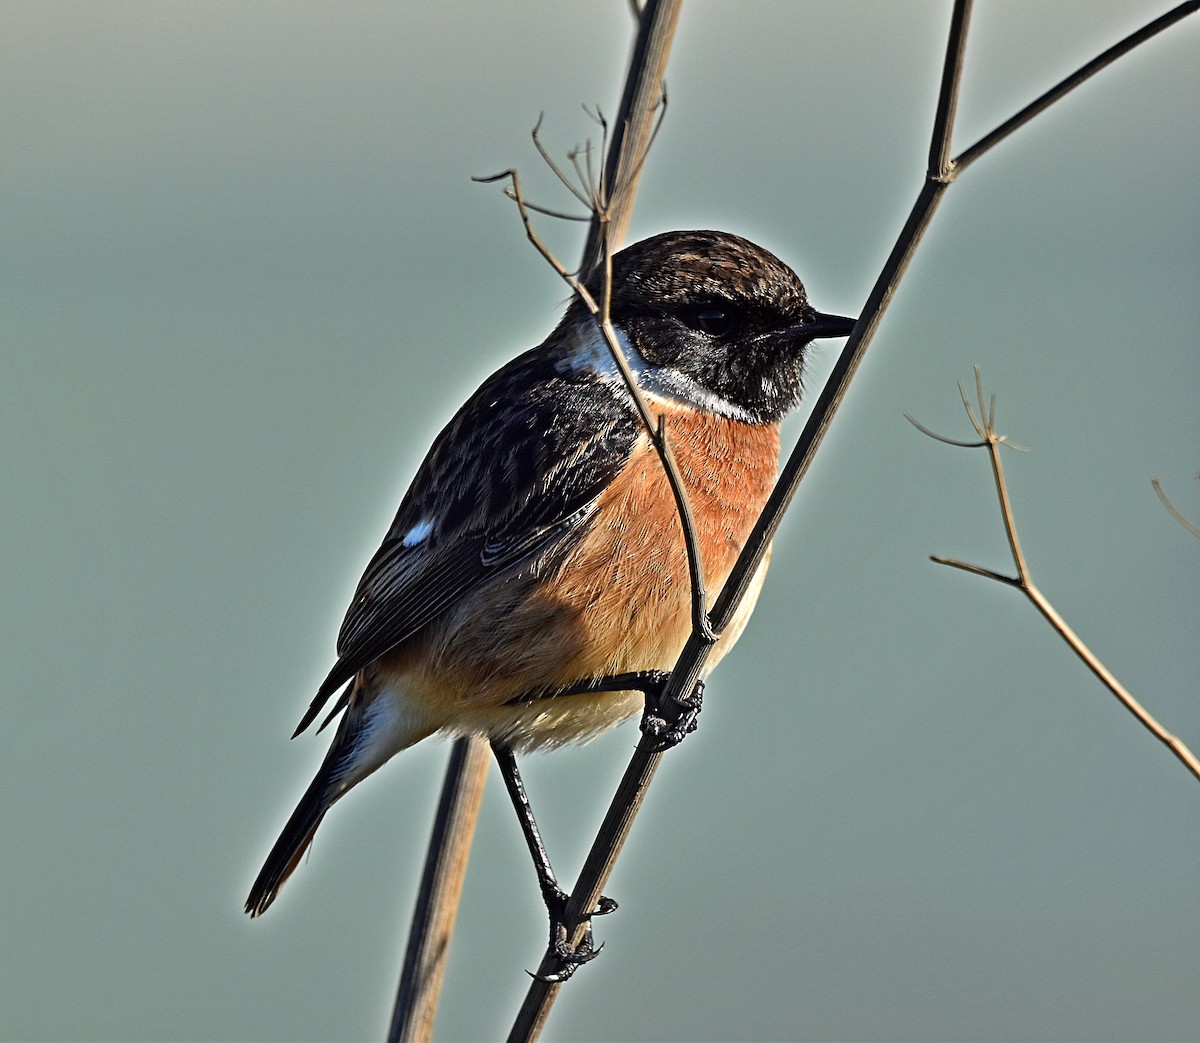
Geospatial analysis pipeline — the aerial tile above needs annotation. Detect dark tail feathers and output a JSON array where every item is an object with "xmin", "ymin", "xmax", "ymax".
[{"xmin": 245, "ymin": 771, "xmax": 333, "ymax": 917}]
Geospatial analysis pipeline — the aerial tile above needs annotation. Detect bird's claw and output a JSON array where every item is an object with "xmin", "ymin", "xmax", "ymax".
[
  {"xmin": 530, "ymin": 887, "xmax": 617, "ymax": 982},
  {"xmin": 640, "ymin": 678, "xmax": 704, "ymax": 751},
  {"xmin": 528, "ymin": 929, "xmax": 603, "ymax": 984}
]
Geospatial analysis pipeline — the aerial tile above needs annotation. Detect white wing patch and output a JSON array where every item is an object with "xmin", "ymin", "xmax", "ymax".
[{"xmin": 401, "ymin": 516, "xmax": 435, "ymax": 547}]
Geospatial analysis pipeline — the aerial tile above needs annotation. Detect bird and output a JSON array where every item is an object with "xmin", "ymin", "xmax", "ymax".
[{"xmin": 245, "ymin": 229, "xmax": 855, "ymax": 966}]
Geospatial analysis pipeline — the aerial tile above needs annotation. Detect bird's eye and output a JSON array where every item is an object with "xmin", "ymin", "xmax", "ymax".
[{"xmin": 681, "ymin": 305, "xmax": 739, "ymax": 337}]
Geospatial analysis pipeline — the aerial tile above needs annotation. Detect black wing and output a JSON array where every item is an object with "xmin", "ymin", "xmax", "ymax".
[{"xmin": 293, "ymin": 346, "xmax": 640, "ymax": 735}]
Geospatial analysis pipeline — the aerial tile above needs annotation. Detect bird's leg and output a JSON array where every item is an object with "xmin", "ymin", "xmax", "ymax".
[{"xmin": 490, "ymin": 744, "xmax": 616, "ymax": 982}]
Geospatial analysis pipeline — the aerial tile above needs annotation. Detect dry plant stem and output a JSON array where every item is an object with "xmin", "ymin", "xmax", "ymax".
[
  {"xmin": 927, "ymin": 382, "xmax": 1200, "ymax": 785},
  {"xmin": 1152, "ymin": 477, "xmax": 1200, "ymax": 539},
  {"xmin": 509, "ymin": 148, "xmax": 954, "ymax": 1043},
  {"xmin": 581, "ymin": 0, "xmax": 681, "ymax": 275},
  {"xmin": 1020, "ymin": 585, "xmax": 1200, "ymax": 782},
  {"xmin": 928, "ymin": 0, "xmax": 971, "ymax": 178},
  {"xmin": 387, "ymin": 735, "xmax": 490, "ymax": 1043},
  {"xmin": 509, "ymin": 1, "xmax": 1199, "ymax": 1037}
]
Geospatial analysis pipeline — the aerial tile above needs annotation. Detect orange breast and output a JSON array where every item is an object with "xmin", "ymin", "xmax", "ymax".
[
  {"xmin": 384, "ymin": 407, "xmax": 780, "ymax": 730},
  {"xmin": 546, "ymin": 404, "xmax": 778, "ymax": 670}
]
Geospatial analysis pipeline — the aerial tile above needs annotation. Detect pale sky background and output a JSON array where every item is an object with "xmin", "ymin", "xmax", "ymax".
[{"xmin": 2, "ymin": 3, "xmax": 1197, "ymax": 1041}]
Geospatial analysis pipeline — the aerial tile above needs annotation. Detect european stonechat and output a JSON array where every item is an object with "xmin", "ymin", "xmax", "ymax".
[{"xmin": 245, "ymin": 230, "xmax": 854, "ymax": 958}]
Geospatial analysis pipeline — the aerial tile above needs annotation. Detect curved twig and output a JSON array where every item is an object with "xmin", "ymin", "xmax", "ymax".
[
  {"xmin": 1152, "ymin": 476, "xmax": 1200, "ymax": 539},
  {"xmin": 481, "ymin": 167, "xmax": 717, "ymax": 647}
]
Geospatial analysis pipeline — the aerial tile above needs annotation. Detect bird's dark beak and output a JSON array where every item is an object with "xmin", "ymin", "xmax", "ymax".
[{"xmin": 797, "ymin": 311, "xmax": 857, "ymax": 339}]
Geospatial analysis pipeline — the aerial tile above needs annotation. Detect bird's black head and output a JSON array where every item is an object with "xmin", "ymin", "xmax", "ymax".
[{"xmin": 578, "ymin": 230, "xmax": 855, "ymax": 424}]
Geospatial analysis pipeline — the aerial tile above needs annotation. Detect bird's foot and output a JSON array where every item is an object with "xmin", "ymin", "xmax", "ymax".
[
  {"xmin": 530, "ymin": 887, "xmax": 618, "ymax": 983},
  {"xmin": 640, "ymin": 677, "xmax": 705, "ymax": 751}
]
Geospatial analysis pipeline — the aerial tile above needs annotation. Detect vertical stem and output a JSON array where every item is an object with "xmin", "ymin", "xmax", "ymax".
[
  {"xmin": 987, "ymin": 439, "xmax": 1029, "ymax": 581},
  {"xmin": 580, "ymin": 0, "xmax": 682, "ymax": 275},
  {"xmin": 928, "ymin": 0, "xmax": 972, "ymax": 180},
  {"xmin": 396, "ymin": 6, "xmax": 682, "ymax": 1042},
  {"xmin": 386, "ymin": 736, "xmax": 490, "ymax": 1043}
]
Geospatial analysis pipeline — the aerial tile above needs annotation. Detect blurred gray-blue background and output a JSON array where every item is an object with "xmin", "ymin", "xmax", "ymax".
[{"xmin": 2, "ymin": 3, "xmax": 1197, "ymax": 1040}]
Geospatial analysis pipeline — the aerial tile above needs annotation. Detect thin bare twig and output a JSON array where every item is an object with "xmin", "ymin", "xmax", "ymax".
[
  {"xmin": 474, "ymin": 159, "xmax": 717, "ymax": 651},
  {"xmin": 530, "ymin": 114, "xmax": 593, "ymax": 209},
  {"xmin": 500, "ymin": 187, "xmax": 591, "ymax": 222},
  {"xmin": 928, "ymin": 0, "xmax": 972, "ymax": 179},
  {"xmin": 1152, "ymin": 476, "xmax": 1200, "ymax": 539},
  {"xmin": 913, "ymin": 369, "xmax": 1200, "ymax": 785},
  {"xmin": 706, "ymin": 0, "xmax": 972, "ymax": 640},
  {"xmin": 503, "ymin": 4, "xmax": 688, "ymax": 1037},
  {"xmin": 657, "ymin": 414, "xmax": 713, "ymax": 640},
  {"xmin": 903, "ymin": 411, "xmax": 987, "ymax": 448},
  {"xmin": 954, "ymin": 1, "xmax": 1199, "ymax": 174}
]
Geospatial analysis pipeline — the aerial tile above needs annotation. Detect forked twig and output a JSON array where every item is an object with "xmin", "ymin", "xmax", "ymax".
[
  {"xmin": 911, "ymin": 369, "xmax": 1200, "ymax": 784},
  {"xmin": 954, "ymin": 1, "xmax": 1200, "ymax": 173},
  {"xmin": 529, "ymin": 113, "xmax": 594, "ymax": 210},
  {"xmin": 579, "ymin": 6, "xmax": 674, "ymax": 274}
]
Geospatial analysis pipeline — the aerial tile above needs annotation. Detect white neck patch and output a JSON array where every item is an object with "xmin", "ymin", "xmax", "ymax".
[{"xmin": 557, "ymin": 321, "xmax": 756, "ymax": 423}]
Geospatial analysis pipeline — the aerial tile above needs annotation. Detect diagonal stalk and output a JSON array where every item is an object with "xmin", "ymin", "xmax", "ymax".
[{"xmin": 508, "ymin": 0, "xmax": 1198, "ymax": 1034}]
